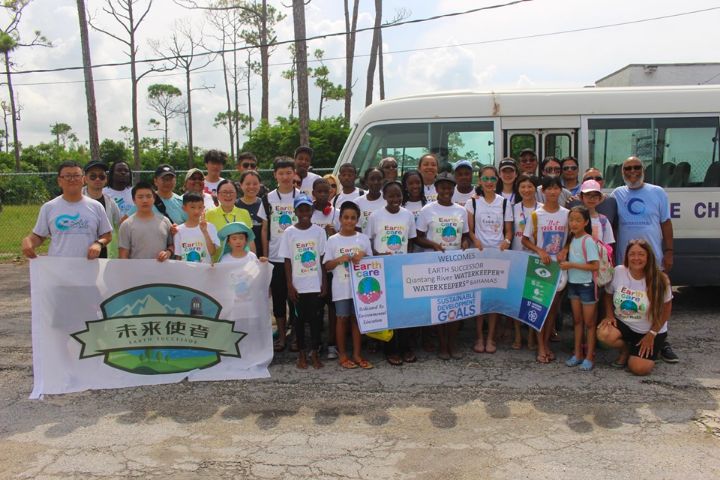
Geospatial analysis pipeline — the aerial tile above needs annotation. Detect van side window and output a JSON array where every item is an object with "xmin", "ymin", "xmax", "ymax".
[{"xmin": 588, "ymin": 117, "xmax": 720, "ymax": 188}]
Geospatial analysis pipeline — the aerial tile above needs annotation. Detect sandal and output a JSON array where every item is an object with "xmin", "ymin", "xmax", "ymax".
[
  {"xmin": 579, "ymin": 359, "xmax": 594, "ymax": 371},
  {"xmin": 611, "ymin": 360, "xmax": 627, "ymax": 369},
  {"xmin": 403, "ymin": 351, "xmax": 417, "ymax": 363},
  {"xmin": 386, "ymin": 355, "xmax": 403, "ymax": 366},
  {"xmin": 356, "ymin": 359, "xmax": 374, "ymax": 369},
  {"xmin": 536, "ymin": 353, "xmax": 550, "ymax": 364},
  {"xmin": 339, "ymin": 358, "xmax": 357, "ymax": 369}
]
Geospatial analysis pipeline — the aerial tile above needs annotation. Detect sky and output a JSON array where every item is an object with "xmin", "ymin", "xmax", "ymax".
[{"xmin": 7, "ymin": 0, "xmax": 720, "ymax": 152}]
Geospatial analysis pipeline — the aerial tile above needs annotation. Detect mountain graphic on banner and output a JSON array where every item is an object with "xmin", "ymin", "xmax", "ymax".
[{"xmin": 110, "ymin": 294, "xmax": 184, "ymax": 317}]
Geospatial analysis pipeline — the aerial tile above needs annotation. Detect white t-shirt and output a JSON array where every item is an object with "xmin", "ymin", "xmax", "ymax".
[
  {"xmin": 452, "ymin": 187, "xmax": 474, "ymax": 207},
  {"xmin": 324, "ymin": 232, "xmax": 372, "ymax": 301},
  {"xmin": 522, "ymin": 205, "xmax": 569, "ymax": 259},
  {"xmin": 299, "ymin": 171, "xmax": 322, "ymax": 198},
  {"xmin": 353, "ymin": 195, "xmax": 386, "ymax": 233},
  {"xmin": 33, "ymin": 195, "xmax": 113, "ymax": 258},
  {"xmin": 103, "ymin": 186, "xmax": 135, "ymax": 217},
  {"xmin": 279, "ymin": 224, "xmax": 326, "ymax": 293},
  {"xmin": 202, "ymin": 192, "xmax": 216, "ymax": 212},
  {"xmin": 311, "ymin": 206, "xmax": 340, "ymax": 234},
  {"xmin": 173, "ymin": 223, "xmax": 220, "ymax": 264},
  {"xmin": 424, "ymin": 184, "xmax": 438, "ymax": 203},
  {"xmin": 512, "ymin": 202, "xmax": 541, "ymax": 252},
  {"xmin": 465, "ymin": 195, "xmax": 513, "ymax": 249},
  {"xmin": 365, "ymin": 207, "xmax": 417, "ymax": 254},
  {"xmin": 219, "ymin": 250, "xmax": 258, "ymax": 266},
  {"xmin": 605, "ymin": 265, "xmax": 672, "ymax": 334},
  {"xmin": 591, "ymin": 214, "xmax": 615, "ymax": 245},
  {"xmin": 266, "ymin": 188, "xmax": 300, "ymax": 262},
  {"xmin": 204, "ymin": 177, "xmax": 225, "ymax": 196},
  {"xmin": 416, "ymin": 202, "xmax": 469, "ymax": 251},
  {"xmin": 403, "ymin": 200, "xmax": 424, "ymax": 224},
  {"xmin": 333, "ymin": 188, "xmax": 364, "ymax": 207}
]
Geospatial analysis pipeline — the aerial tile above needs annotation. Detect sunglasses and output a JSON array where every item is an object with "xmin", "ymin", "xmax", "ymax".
[
  {"xmin": 543, "ymin": 167, "xmax": 561, "ymax": 174},
  {"xmin": 480, "ymin": 175, "xmax": 498, "ymax": 182},
  {"xmin": 383, "ymin": 164, "xmax": 398, "ymax": 169},
  {"xmin": 583, "ymin": 176, "xmax": 603, "ymax": 182},
  {"xmin": 623, "ymin": 165, "xmax": 643, "ymax": 172},
  {"xmin": 241, "ymin": 162, "xmax": 256, "ymax": 169},
  {"xmin": 87, "ymin": 173, "xmax": 106, "ymax": 181},
  {"xmin": 562, "ymin": 165, "xmax": 578, "ymax": 171}
]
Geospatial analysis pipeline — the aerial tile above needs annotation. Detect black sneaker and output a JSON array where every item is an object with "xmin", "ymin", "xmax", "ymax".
[{"xmin": 660, "ymin": 342, "xmax": 679, "ymax": 363}]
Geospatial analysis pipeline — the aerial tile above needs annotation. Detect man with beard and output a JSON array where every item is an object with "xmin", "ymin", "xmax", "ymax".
[{"xmin": 612, "ymin": 156, "xmax": 678, "ymax": 363}]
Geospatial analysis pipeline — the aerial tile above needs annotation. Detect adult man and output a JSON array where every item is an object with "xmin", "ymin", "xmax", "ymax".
[
  {"xmin": 568, "ymin": 167, "xmax": 618, "ymax": 230},
  {"xmin": 203, "ymin": 149, "xmax": 227, "ymax": 197},
  {"xmin": 518, "ymin": 148, "xmax": 538, "ymax": 177},
  {"xmin": 235, "ymin": 151, "xmax": 268, "ymax": 197},
  {"xmin": 22, "ymin": 161, "xmax": 112, "ymax": 259},
  {"xmin": 103, "ymin": 161, "xmax": 134, "ymax": 217},
  {"xmin": 149, "ymin": 164, "xmax": 187, "ymax": 225},
  {"xmin": 82, "ymin": 160, "xmax": 123, "ymax": 258},
  {"xmin": 612, "ymin": 156, "xmax": 678, "ymax": 363},
  {"xmin": 294, "ymin": 146, "xmax": 321, "ymax": 198}
]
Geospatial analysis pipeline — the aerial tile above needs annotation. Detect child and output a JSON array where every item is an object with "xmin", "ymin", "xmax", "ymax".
[
  {"xmin": 367, "ymin": 181, "xmax": 418, "ymax": 365},
  {"xmin": 118, "ymin": 182, "xmax": 173, "ymax": 261},
  {"xmin": 522, "ymin": 176, "xmax": 569, "ymax": 364},
  {"xmin": 173, "ymin": 191, "xmax": 220, "ymax": 263},
  {"xmin": 415, "ymin": 172, "xmax": 470, "ymax": 360},
  {"xmin": 580, "ymin": 180, "xmax": 615, "ymax": 247},
  {"xmin": 217, "ymin": 222, "xmax": 268, "ymax": 265},
  {"xmin": 295, "ymin": 146, "xmax": 322, "ymax": 198},
  {"xmin": 354, "ymin": 167, "xmax": 386, "ymax": 233},
  {"xmin": 560, "ymin": 206, "xmax": 599, "ymax": 371},
  {"xmin": 236, "ymin": 170, "xmax": 268, "ymax": 258},
  {"xmin": 324, "ymin": 201, "xmax": 374, "ymax": 369},
  {"xmin": 466, "ymin": 166, "xmax": 513, "ymax": 355},
  {"xmin": 203, "ymin": 149, "xmax": 227, "ymax": 197},
  {"xmin": 279, "ymin": 194, "xmax": 328, "ymax": 369},
  {"xmin": 452, "ymin": 160, "xmax": 475, "ymax": 206},
  {"xmin": 334, "ymin": 163, "xmax": 365, "ymax": 207},
  {"xmin": 497, "ymin": 157, "xmax": 518, "ymax": 204},
  {"xmin": 266, "ymin": 156, "xmax": 300, "ymax": 352}
]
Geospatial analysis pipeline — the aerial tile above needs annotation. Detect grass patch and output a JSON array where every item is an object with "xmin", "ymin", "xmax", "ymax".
[{"xmin": 0, "ymin": 204, "xmax": 45, "ymax": 260}]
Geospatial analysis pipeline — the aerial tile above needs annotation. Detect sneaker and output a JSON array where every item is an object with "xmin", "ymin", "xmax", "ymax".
[
  {"xmin": 327, "ymin": 345, "xmax": 338, "ymax": 360},
  {"xmin": 660, "ymin": 342, "xmax": 679, "ymax": 363}
]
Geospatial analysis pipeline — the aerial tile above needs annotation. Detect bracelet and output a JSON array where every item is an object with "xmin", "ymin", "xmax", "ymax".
[{"xmin": 648, "ymin": 330, "xmax": 658, "ymax": 336}]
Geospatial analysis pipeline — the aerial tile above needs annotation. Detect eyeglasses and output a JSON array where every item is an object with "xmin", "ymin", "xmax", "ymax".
[
  {"xmin": 383, "ymin": 164, "xmax": 398, "ymax": 169},
  {"xmin": 623, "ymin": 165, "xmax": 643, "ymax": 172},
  {"xmin": 59, "ymin": 174, "xmax": 83, "ymax": 181},
  {"xmin": 543, "ymin": 167, "xmax": 561, "ymax": 174},
  {"xmin": 583, "ymin": 176, "xmax": 603, "ymax": 182},
  {"xmin": 87, "ymin": 173, "xmax": 106, "ymax": 181},
  {"xmin": 241, "ymin": 162, "xmax": 256, "ymax": 169},
  {"xmin": 219, "ymin": 190, "xmax": 236, "ymax": 196},
  {"xmin": 480, "ymin": 175, "xmax": 498, "ymax": 182},
  {"xmin": 562, "ymin": 165, "xmax": 578, "ymax": 171}
]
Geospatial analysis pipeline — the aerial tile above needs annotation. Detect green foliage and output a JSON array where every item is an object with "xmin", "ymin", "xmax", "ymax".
[
  {"xmin": 241, "ymin": 116, "xmax": 350, "ymax": 169},
  {"xmin": 0, "ymin": 173, "xmax": 50, "ymax": 204},
  {"xmin": 100, "ymin": 139, "xmax": 130, "ymax": 165}
]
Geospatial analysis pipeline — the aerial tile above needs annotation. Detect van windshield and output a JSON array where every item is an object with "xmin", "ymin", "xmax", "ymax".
[{"xmin": 348, "ymin": 121, "xmax": 495, "ymax": 177}]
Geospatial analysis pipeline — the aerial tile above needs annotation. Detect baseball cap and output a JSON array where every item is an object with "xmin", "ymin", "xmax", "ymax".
[
  {"xmin": 293, "ymin": 194, "xmax": 313, "ymax": 209},
  {"xmin": 580, "ymin": 179, "xmax": 602, "ymax": 193},
  {"xmin": 184, "ymin": 168, "xmax": 204, "ymax": 182},
  {"xmin": 83, "ymin": 160, "xmax": 108, "ymax": 173},
  {"xmin": 499, "ymin": 158, "xmax": 518, "ymax": 171},
  {"xmin": 453, "ymin": 160, "xmax": 473, "ymax": 172},
  {"xmin": 154, "ymin": 164, "xmax": 176, "ymax": 178},
  {"xmin": 519, "ymin": 148, "xmax": 536, "ymax": 157},
  {"xmin": 434, "ymin": 172, "xmax": 456, "ymax": 186}
]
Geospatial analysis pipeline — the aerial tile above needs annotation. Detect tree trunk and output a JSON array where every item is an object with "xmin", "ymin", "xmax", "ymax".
[
  {"xmin": 4, "ymin": 52, "xmax": 20, "ymax": 171},
  {"xmin": 259, "ymin": 0, "xmax": 269, "ymax": 123},
  {"xmin": 185, "ymin": 67, "xmax": 194, "ymax": 168},
  {"xmin": 76, "ymin": 0, "xmax": 100, "ymax": 162},
  {"xmin": 128, "ymin": 4, "xmax": 141, "ymax": 171},
  {"xmin": 220, "ymin": 51, "xmax": 235, "ymax": 161},
  {"xmin": 246, "ymin": 51, "xmax": 252, "ymax": 131},
  {"xmin": 293, "ymin": 0, "xmax": 309, "ymax": 146},
  {"xmin": 378, "ymin": 28, "xmax": 385, "ymax": 100},
  {"xmin": 232, "ymin": 34, "xmax": 241, "ymax": 149},
  {"xmin": 365, "ymin": 0, "xmax": 382, "ymax": 107},
  {"xmin": 344, "ymin": 0, "xmax": 359, "ymax": 122}
]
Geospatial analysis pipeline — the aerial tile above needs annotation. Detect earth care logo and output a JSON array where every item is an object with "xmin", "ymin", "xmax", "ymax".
[
  {"xmin": 353, "ymin": 260, "xmax": 383, "ymax": 304},
  {"xmin": 434, "ymin": 216, "xmax": 460, "ymax": 244},
  {"xmin": 71, "ymin": 284, "xmax": 246, "ymax": 375},
  {"xmin": 294, "ymin": 241, "xmax": 318, "ymax": 273},
  {"xmin": 381, "ymin": 225, "xmax": 405, "ymax": 252},
  {"xmin": 274, "ymin": 205, "xmax": 296, "ymax": 232}
]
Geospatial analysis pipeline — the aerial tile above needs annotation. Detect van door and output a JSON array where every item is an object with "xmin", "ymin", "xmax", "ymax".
[{"xmin": 505, "ymin": 128, "xmax": 577, "ymax": 160}]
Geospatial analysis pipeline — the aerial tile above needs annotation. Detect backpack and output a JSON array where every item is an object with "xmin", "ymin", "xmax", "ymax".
[
  {"xmin": 261, "ymin": 194, "xmax": 272, "ymax": 242},
  {"xmin": 333, "ymin": 188, "xmax": 365, "ymax": 207},
  {"xmin": 581, "ymin": 234, "xmax": 615, "ymax": 287}
]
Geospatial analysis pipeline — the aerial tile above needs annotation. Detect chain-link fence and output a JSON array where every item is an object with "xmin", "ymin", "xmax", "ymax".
[{"xmin": 0, "ymin": 168, "xmax": 334, "ymax": 260}]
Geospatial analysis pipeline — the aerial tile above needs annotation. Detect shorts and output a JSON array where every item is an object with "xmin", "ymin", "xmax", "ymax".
[
  {"xmin": 334, "ymin": 299, "xmax": 355, "ymax": 317},
  {"xmin": 567, "ymin": 282, "xmax": 597, "ymax": 304},
  {"xmin": 616, "ymin": 319, "xmax": 667, "ymax": 361}
]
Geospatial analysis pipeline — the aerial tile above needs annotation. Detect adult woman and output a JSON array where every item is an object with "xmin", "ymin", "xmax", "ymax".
[
  {"xmin": 418, "ymin": 153, "xmax": 439, "ymax": 202},
  {"xmin": 537, "ymin": 157, "xmax": 571, "ymax": 207},
  {"xmin": 323, "ymin": 173, "xmax": 339, "ymax": 203},
  {"xmin": 206, "ymin": 179, "xmax": 255, "ymax": 255},
  {"xmin": 561, "ymin": 156, "xmax": 581, "ymax": 196},
  {"xmin": 184, "ymin": 168, "xmax": 216, "ymax": 211},
  {"xmin": 496, "ymin": 157, "xmax": 518, "ymax": 204},
  {"xmin": 379, "ymin": 157, "xmax": 399, "ymax": 183},
  {"xmin": 235, "ymin": 171, "xmax": 268, "ymax": 258},
  {"xmin": 597, "ymin": 240, "xmax": 672, "ymax": 376}
]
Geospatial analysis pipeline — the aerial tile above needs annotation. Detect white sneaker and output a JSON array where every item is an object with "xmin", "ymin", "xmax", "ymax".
[{"xmin": 327, "ymin": 345, "xmax": 338, "ymax": 360}]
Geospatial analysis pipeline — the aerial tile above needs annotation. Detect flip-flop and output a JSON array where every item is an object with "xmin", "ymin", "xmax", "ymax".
[
  {"xmin": 386, "ymin": 355, "xmax": 403, "ymax": 366},
  {"xmin": 611, "ymin": 360, "xmax": 627, "ymax": 369},
  {"xmin": 536, "ymin": 353, "xmax": 550, "ymax": 364},
  {"xmin": 339, "ymin": 358, "xmax": 357, "ymax": 369},
  {"xmin": 402, "ymin": 351, "xmax": 417, "ymax": 363},
  {"xmin": 579, "ymin": 359, "xmax": 594, "ymax": 371},
  {"xmin": 357, "ymin": 359, "xmax": 374, "ymax": 369},
  {"xmin": 565, "ymin": 355, "xmax": 582, "ymax": 367}
]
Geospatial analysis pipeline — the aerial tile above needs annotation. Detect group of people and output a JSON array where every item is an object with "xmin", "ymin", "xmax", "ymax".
[{"xmin": 22, "ymin": 146, "xmax": 678, "ymax": 376}]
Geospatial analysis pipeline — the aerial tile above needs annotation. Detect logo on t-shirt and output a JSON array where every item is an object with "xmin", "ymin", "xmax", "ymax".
[
  {"xmin": 181, "ymin": 241, "xmax": 206, "ymax": 262},
  {"xmin": 381, "ymin": 225, "xmax": 405, "ymax": 252},
  {"xmin": 294, "ymin": 241, "xmax": 318, "ymax": 275},
  {"xmin": 627, "ymin": 198, "xmax": 646, "ymax": 215},
  {"xmin": 54, "ymin": 213, "xmax": 89, "ymax": 232}
]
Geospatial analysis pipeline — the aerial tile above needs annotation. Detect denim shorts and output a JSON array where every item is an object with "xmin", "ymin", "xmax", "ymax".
[
  {"xmin": 567, "ymin": 282, "xmax": 597, "ymax": 304},
  {"xmin": 334, "ymin": 299, "xmax": 355, "ymax": 317}
]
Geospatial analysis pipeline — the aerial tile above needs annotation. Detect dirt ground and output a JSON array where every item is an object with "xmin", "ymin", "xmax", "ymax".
[{"xmin": 1, "ymin": 262, "xmax": 719, "ymax": 479}]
